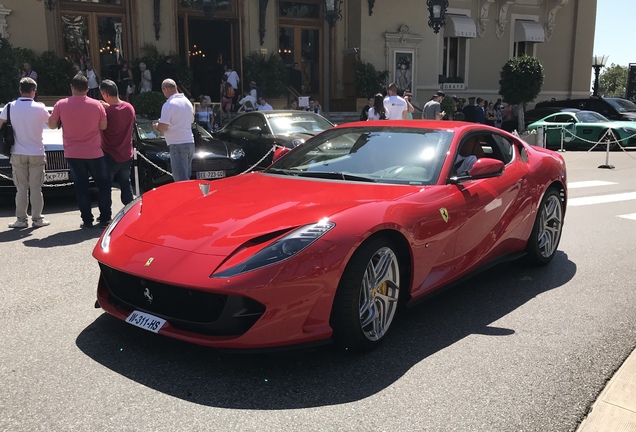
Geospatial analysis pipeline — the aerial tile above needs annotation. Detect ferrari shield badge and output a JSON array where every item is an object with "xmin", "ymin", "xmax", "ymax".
[
  {"xmin": 439, "ymin": 208, "xmax": 449, "ymax": 223},
  {"xmin": 144, "ymin": 257, "xmax": 154, "ymax": 267}
]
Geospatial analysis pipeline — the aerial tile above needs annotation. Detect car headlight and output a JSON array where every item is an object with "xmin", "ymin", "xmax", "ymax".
[
  {"xmin": 212, "ymin": 219, "xmax": 335, "ymax": 278},
  {"xmin": 146, "ymin": 151, "xmax": 170, "ymax": 161},
  {"xmin": 291, "ymin": 139, "xmax": 305, "ymax": 147},
  {"xmin": 230, "ymin": 148, "xmax": 245, "ymax": 160},
  {"xmin": 100, "ymin": 196, "xmax": 142, "ymax": 252},
  {"xmin": 622, "ymin": 127, "xmax": 636, "ymax": 134}
]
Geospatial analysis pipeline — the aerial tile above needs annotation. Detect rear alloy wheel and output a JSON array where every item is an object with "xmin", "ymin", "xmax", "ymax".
[
  {"xmin": 525, "ymin": 188, "xmax": 563, "ymax": 266},
  {"xmin": 331, "ymin": 238, "xmax": 402, "ymax": 351}
]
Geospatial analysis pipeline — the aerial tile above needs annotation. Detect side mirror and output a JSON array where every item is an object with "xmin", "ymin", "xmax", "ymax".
[
  {"xmin": 273, "ymin": 147, "xmax": 291, "ymax": 162},
  {"xmin": 248, "ymin": 126, "xmax": 262, "ymax": 136},
  {"xmin": 449, "ymin": 157, "xmax": 504, "ymax": 183},
  {"xmin": 468, "ymin": 158, "xmax": 504, "ymax": 178}
]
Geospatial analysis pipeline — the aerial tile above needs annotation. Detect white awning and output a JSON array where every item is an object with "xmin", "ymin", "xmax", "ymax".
[
  {"xmin": 444, "ymin": 15, "xmax": 477, "ymax": 39},
  {"xmin": 514, "ymin": 20, "xmax": 545, "ymax": 43}
]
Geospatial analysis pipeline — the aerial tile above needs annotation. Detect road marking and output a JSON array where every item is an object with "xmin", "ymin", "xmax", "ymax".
[
  {"xmin": 569, "ymin": 192, "xmax": 636, "ymax": 207},
  {"xmin": 568, "ymin": 181, "xmax": 617, "ymax": 189},
  {"xmin": 619, "ymin": 213, "xmax": 636, "ymax": 221}
]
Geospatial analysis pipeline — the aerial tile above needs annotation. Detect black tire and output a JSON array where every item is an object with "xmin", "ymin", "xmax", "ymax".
[
  {"xmin": 330, "ymin": 237, "xmax": 402, "ymax": 352},
  {"xmin": 525, "ymin": 188, "xmax": 564, "ymax": 266}
]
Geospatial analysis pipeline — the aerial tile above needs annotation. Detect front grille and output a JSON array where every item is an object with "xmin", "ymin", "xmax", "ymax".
[
  {"xmin": 99, "ymin": 263, "xmax": 265, "ymax": 336},
  {"xmin": 45, "ymin": 150, "xmax": 68, "ymax": 171},
  {"xmin": 192, "ymin": 158, "xmax": 237, "ymax": 172}
]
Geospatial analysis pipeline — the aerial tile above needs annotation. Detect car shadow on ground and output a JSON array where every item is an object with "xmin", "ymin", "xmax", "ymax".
[{"xmin": 76, "ymin": 251, "xmax": 575, "ymax": 409}]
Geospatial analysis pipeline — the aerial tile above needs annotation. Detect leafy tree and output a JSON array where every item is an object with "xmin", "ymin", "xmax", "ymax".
[
  {"xmin": 132, "ymin": 91, "xmax": 166, "ymax": 119},
  {"xmin": 0, "ymin": 37, "xmax": 18, "ymax": 103},
  {"xmin": 599, "ymin": 63, "xmax": 627, "ymax": 98},
  {"xmin": 499, "ymin": 55, "xmax": 544, "ymax": 132},
  {"xmin": 243, "ymin": 52, "xmax": 288, "ymax": 98},
  {"xmin": 33, "ymin": 51, "xmax": 75, "ymax": 96},
  {"xmin": 354, "ymin": 61, "xmax": 389, "ymax": 98}
]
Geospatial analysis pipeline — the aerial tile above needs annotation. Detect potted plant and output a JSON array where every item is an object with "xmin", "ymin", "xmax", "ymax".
[{"xmin": 354, "ymin": 61, "xmax": 388, "ymax": 111}]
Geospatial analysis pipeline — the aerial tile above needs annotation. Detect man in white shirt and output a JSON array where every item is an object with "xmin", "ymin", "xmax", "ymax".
[
  {"xmin": 224, "ymin": 64, "xmax": 240, "ymax": 91},
  {"xmin": 86, "ymin": 61, "xmax": 100, "ymax": 99},
  {"xmin": 153, "ymin": 79, "xmax": 195, "ymax": 182},
  {"xmin": 257, "ymin": 96, "xmax": 273, "ymax": 111},
  {"xmin": 0, "ymin": 77, "xmax": 51, "ymax": 228},
  {"xmin": 383, "ymin": 83, "xmax": 408, "ymax": 120}
]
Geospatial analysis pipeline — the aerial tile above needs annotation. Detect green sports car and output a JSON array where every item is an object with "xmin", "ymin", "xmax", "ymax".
[{"xmin": 527, "ymin": 110, "xmax": 636, "ymax": 149}]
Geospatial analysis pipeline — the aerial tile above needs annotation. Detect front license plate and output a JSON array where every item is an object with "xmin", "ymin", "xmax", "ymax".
[
  {"xmin": 45, "ymin": 171, "xmax": 69, "ymax": 182},
  {"xmin": 125, "ymin": 310, "xmax": 166, "ymax": 333},
  {"xmin": 196, "ymin": 170, "xmax": 225, "ymax": 179}
]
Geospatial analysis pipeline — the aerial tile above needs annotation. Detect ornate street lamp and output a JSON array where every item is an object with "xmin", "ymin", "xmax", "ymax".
[
  {"xmin": 323, "ymin": 0, "xmax": 343, "ymax": 27},
  {"xmin": 427, "ymin": 0, "xmax": 448, "ymax": 34},
  {"xmin": 591, "ymin": 54, "xmax": 608, "ymax": 97}
]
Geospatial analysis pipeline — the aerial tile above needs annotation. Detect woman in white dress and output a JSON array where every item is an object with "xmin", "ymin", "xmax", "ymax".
[{"xmin": 139, "ymin": 62, "xmax": 152, "ymax": 93}]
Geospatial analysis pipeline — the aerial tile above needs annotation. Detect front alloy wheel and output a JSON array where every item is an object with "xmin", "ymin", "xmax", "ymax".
[
  {"xmin": 525, "ymin": 188, "xmax": 563, "ymax": 265},
  {"xmin": 331, "ymin": 237, "xmax": 402, "ymax": 351}
]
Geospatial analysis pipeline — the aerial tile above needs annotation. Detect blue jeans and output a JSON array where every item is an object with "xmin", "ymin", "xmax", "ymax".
[
  {"xmin": 104, "ymin": 153, "xmax": 134, "ymax": 205},
  {"xmin": 67, "ymin": 157, "xmax": 112, "ymax": 224},
  {"xmin": 168, "ymin": 143, "xmax": 195, "ymax": 182}
]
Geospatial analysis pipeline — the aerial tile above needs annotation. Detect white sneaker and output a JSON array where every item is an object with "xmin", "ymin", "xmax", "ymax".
[
  {"xmin": 8, "ymin": 220, "xmax": 28, "ymax": 228},
  {"xmin": 32, "ymin": 219, "xmax": 51, "ymax": 228}
]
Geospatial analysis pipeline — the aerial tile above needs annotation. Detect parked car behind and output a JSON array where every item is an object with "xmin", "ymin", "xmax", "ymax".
[
  {"xmin": 0, "ymin": 115, "xmax": 75, "ymax": 194},
  {"xmin": 213, "ymin": 110, "xmax": 334, "ymax": 170},
  {"xmin": 534, "ymin": 97, "xmax": 636, "ymax": 122},
  {"xmin": 133, "ymin": 119, "xmax": 246, "ymax": 193},
  {"xmin": 527, "ymin": 110, "xmax": 636, "ymax": 149}
]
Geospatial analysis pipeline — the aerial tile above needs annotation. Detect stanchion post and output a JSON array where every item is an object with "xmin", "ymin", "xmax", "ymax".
[
  {"xmin": 537, "ymin": 126, "xmax": 544, "ymax": 148},
  {"xmin": 133, "ymin": 148, "xmax": 141, "ymax": 196},
  {"xmin": 598, "ymin": 129, "xmax": 615, "ymax": 169},
  {"xmin": 559, "ymin": 126, "xmax": 565, "ymax": 152}
]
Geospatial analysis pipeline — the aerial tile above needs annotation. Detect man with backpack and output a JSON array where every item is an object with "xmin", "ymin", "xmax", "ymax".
[{"xmin": 223, "ymin": 64, "xmax": 240, "ymax": 114}]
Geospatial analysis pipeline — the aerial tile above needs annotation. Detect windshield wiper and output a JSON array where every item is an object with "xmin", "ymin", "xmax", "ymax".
[
  {"xmin": 266, "ymin": 168, "xmax": 294, "ymax": 175},
  {"xmin": 295, "ymin": 171, "xmax": 376, "ymax": 182}
]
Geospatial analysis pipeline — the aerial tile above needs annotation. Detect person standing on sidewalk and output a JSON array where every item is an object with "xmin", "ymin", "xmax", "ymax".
[
  {"xmin": 48, "ymin": 73, "xmax": 112, "ymax": 228},
  {"xmin": 99, "ymin": 79, "xmax": 135, "ymax": 205},
  {"xmin": 383, "ymin": 83, "xmax": 408, "ymax": 120},
  {"xmin": 152, "ymin": 78, "xmax": 194, "ymax": 182},
  {"xmin": 0, "ymin": 77, "xmax": 51, "ymax": 229}
]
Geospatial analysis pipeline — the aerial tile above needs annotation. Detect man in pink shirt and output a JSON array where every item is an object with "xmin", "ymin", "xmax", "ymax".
[{"xmin": 48, "ymin": 73, "xmax": 112, "ymax": 228}]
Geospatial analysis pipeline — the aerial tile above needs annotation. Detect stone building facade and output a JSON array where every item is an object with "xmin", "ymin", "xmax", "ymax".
[{"xmin": 0, "ymin": 0, "xmax": 596, "ymax": 110}]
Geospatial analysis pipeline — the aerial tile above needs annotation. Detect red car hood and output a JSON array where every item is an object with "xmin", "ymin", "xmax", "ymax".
[{"xmin": 126, "ymin": 172, "xmax": 420, "ymax": 255}]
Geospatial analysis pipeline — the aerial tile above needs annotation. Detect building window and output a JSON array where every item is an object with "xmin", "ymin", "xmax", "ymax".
[
  {"xmin": 514, "ymin": 41, "xmax": 536, "ymax": 57},
  {"xmin": 443, "ymin": 37, "xmax": 466, "ymax": 80}
]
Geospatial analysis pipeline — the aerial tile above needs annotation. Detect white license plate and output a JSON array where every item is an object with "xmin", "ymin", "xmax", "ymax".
[
  {"xmin": 125, "ymin": 310, "xmax": 166, "ymax": 333},
  {"xmin": 196, "ymin": 170, "xmax": 225, "ymax": 179},
  {"xmin": 45, "ymin": 171, "xmax": 69, "ymax": 182}
]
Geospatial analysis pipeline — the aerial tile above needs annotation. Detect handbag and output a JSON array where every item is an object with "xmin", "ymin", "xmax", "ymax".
[{"xmin": 1, "ymin": 102, "xmax": 15, "ymax": 157}]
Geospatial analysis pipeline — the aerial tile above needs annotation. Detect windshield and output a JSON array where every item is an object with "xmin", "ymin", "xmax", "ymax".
[
  {"xmin": 576, "ymin": 111, "xmax": 609, "ymax": 123},
  {"xmin": 265, "ymin": 126, "xmax": 453, "ymax": 186},
  {"xmin": 135, "ymin": 120, "xmax": 210, "ymax": 139},
  {"xmin": 606, "ymin": 98, "xmax": 636, "ymax": 113},
  {"xmin": 266, "ymin": 112, "xmax": 333, "ymax": 135}
]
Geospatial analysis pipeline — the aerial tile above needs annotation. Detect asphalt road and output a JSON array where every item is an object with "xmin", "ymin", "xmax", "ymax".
[{"xmin": 1, "ymin": 148, "xmax": 636, "ymax": 432}]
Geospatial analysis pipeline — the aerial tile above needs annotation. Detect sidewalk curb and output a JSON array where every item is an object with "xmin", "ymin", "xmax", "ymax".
[{"xmin": 577, "ymin": 350, "xmax": 636, "ymax": 431}]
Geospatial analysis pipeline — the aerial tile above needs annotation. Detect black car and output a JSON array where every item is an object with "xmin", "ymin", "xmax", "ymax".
[
  {"xmin": 133, "ymin": 119, "xmax": 246, "ymax": 193},
  {"xmin": 213, "ymin": 110, "xmax": 334, "ymax": 170},
  {"xmin": 0, "ymin": 118, "xmax": 75, "ymax": 194},
  {"xmin": 534, "ymin": 97, "xmax": 636, "ymax": 122}
]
